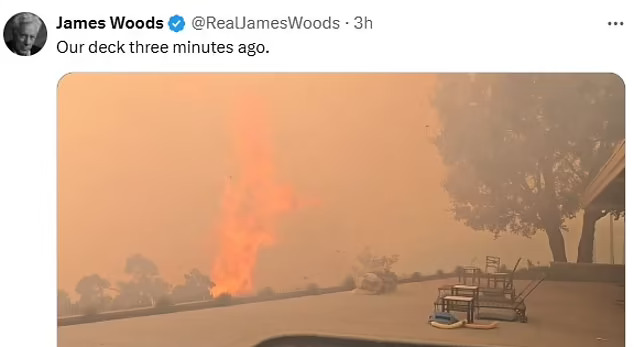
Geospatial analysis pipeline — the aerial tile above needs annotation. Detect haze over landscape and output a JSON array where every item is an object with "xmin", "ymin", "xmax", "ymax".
[{"xmin": 58, "ymin": 74, "xmax": 624, "ymax": 299}]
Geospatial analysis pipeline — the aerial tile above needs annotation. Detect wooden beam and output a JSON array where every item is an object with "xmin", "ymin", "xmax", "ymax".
[{"xmin": 582, "ymin": 140, "xmax": 625, "ymax": 208}]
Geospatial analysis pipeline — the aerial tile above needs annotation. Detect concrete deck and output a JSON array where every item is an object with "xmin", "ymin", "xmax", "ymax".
[{"xmin": 58, "ymin": 279, "xmax": 625, "ymax": 347}]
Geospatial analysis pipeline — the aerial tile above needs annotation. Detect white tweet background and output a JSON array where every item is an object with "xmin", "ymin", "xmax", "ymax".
[{"xmin": 0, "ymin": 0, "xmax": 631, "ymax": 346}]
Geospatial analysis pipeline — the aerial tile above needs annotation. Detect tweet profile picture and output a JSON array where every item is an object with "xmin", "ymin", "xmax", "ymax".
[{"xmin": 4, "ymin": 12, "xmax": 47, "ymax": 56}]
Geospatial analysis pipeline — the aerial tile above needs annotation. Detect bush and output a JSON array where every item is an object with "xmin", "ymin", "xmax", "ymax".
[
  {"xmin": 257, "ymin": 287, "xmax": 276, "ymax": 298},
  {"xmin": 306, "ymin": 283, "xmax": 320, "ymax": 295},
  {"xmin": 436, "ymin": 269, "xmax": 444, "ymax": 276},
  {"xmin": 453, "ymin": 266, "xmax": 464, "ymax": 275},
  {"xmin": 341, "ymin": 275, "xmax": 356, "ymax": 290},
  {"xmin": 80, "ymin": 305, "xmax": 99, "ymax": 316},
  {"xmin": 154, "ymin": 295, "xmax": 173, "ymax": 308},
  {"xmin": 411, "ymin": 272, "xmax": 423, "ymax": 281},
  {"xmin": 381, "ymin": 272, "xmax": 398, "ymax": 293},
  {"xmin": 215, "ymin": 292, "xmax": 233, "ymax": 306}
]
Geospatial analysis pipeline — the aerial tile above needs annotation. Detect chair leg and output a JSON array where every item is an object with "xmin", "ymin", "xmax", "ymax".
[{"xmin": 469, "ymin": 303, "xmax": 475, "ymax": 323}]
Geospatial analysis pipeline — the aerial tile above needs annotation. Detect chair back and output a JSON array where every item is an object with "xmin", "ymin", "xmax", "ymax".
[{"xmin": 485, "ymin": 256, "xmax": 501, "ymax": 273}]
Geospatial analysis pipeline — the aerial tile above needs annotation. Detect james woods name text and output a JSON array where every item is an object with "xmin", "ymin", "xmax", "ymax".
[{"xmin": 56, "ymin": 16, "xmax": 164, "ymax": 30}]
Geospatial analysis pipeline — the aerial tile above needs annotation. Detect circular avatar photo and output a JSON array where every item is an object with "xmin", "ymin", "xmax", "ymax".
[{"xmin": 4, "ymin": 12, "xmax": 47, "ymax": 56}]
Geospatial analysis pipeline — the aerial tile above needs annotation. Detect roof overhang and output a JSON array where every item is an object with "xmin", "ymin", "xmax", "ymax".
[{"xmin": 581, "ymin": 140, "xmax": 625, "ymax": 210}]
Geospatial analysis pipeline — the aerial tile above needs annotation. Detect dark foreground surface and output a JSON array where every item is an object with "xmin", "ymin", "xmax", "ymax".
[{"xmin": 58, "ymin": 279, "xmax": 625, "ymax": 347}]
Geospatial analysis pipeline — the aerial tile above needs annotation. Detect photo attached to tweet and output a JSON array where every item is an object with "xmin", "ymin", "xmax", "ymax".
[{"xmin": 56, "ymin": 73, "xmax": 624, "ymax": 347}]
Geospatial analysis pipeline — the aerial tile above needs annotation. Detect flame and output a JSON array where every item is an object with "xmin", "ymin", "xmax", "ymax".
[{"xmin": 211, "ymin": 98, "xmax": 297, "ymax": 297}]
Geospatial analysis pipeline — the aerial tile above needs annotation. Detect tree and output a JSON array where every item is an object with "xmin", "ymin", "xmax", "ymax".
[
  {"xmin": 125, "ymin": 253, "xmax": 159, "ymax": 280},
  {"xmin": 578, "ymin": 210, "xmax": 624, "ymax": 263},
  {"xmin": 305, "ymin": 282, "xmax": 320, "ymax": 295},
  {"xmin": 74, "ymin": 274, "xmax": 111, "ymax": 313},
  {"xmin": 352, "ymin": 247, "xmax": 399, "ymax": 275},
  {"xmin": 57, "ymin": 289, "xmax": 72, "ymax": 316},
  {"xmin": 433, "ymin": 74, "xmax": 624, "ymax": 262},
  {"xmin": 171, "ymin": 268, "xmax": 215, "ymax": 303},
  {"xmin": 340, "ymin": 275, "xmax": 356, "ymax": 290},
  {"xmin": 112, "ymin": 254, "xmax": 171, "ymax": 308},
  {"xmin": 352, "ymin": 247, "xmax": 400, "ymax": 293},
  {"xmin": 257, "ymin": 286, "xmax": 276, "ymax": 297}
]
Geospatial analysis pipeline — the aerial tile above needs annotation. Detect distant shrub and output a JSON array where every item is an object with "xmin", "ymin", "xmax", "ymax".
[
  {"xmin": 154, "ymin": 295, "xmax": 173, "ymax": 308},
  {"xmin": 411, "ymin": 272, "xmax": 423, "ymax": 281},
  {"xmin": 436, "ymin": 269, "xmax": 444, "ymax": 276},
  {"xmin": 80, "ymin": 305, "xmax": 99, "ymax": 316},
  {"xmin": 257, "ymin": 287, "xmax": 276, "ymax": 298},
  {"xmin": 341, "ymin": 275, "xmax": 356, "ymax": 290},
  {"xmin": 453, "ymin": 266, "xmax": 464, "ymax": 275},
  {"xmin": 215, "ymin": 292, "xmax": 232, "ymax": 306},
  {"xmin": 306, "ymin": 283, "xmax": 320, "ymax": 295}
]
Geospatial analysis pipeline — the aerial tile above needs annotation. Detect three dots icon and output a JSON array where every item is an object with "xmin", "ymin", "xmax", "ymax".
[{"xmin": 608, "ymin": 21, "xmax": 624, "ymax": 26}]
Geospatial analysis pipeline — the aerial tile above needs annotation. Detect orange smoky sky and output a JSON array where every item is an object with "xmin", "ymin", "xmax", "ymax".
[{"xmin": 57, "ymin": 74, "xmax": 623, "ymax": 297}]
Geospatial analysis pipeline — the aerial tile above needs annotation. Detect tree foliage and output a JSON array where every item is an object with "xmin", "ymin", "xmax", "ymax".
[
  {"xmin": 62, "ymin": 260, "xmax": 216, "ymax": 314},
  {"xmin": 433, "ymin": 74, "xmax": 624, "ymax": 261},
  {"xmin": 125, "ymin": 253, "xmax": 159, "ymax": 280},
  {"xmin": 112, "ymin": 254, "xmax": 171, "ymax": 308},
  {"xmin": 257, "ymin": 286, "xmax": 276, "ymax": 297},
  {"xmin": 57, "ymin": 289, "xmax": 72, "ymax": 316},
  {"xmin": 171, "ymin": 268, "xmax": 215, "ymax": 303},
  {"xmin": 352, "ymin": 247, "xmax": 400, "ymax": 275},
  {"xmin": 74, "ymin": 274, "xmax": 111, "ymax": 313}
]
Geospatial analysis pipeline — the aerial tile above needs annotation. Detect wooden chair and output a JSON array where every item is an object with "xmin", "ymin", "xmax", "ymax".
[
  {"xmin": 485, "ymin": 256, "xmax": 501, "ymax": 273},
  {"xmin": 482, "ymin": 257, "xmax": 522, "ymax": 299},
  {"xmin": 458, "ymin": 266, "xmax": 481, "ymax": 286}
]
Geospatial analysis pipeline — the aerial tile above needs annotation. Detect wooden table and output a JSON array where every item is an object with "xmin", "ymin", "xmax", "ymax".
[
  {"xmin": 441, "ymin": 295, "xmax": 475, "ymax": 323},
  {"xmin": 452, "ymin": 284, "xmax": 479, "ymax": 316},
  {"xmin": 452, "ymin": 284, "xmax": 479, "ymax": 298}
]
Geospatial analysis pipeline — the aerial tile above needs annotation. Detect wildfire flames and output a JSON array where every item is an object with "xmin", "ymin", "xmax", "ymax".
[{"xmin": 211, "ymin": 99, "xmax": 297, "ymax": 297}]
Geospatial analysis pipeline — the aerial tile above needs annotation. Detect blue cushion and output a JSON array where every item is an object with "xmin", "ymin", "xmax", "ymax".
[{"xmin": 429, "ymin": 312, "xmax": 459, "ymax": 324}]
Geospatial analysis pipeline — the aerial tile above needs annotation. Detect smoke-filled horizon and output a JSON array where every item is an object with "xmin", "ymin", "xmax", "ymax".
[{"xmin": 58, "ymin": 74, "xmax": 624, "ymax": 298}]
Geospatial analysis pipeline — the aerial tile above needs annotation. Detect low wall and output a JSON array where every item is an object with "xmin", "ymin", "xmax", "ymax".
[
  {"xmin": 59, "ymin": 265, "xmax": 624, "ymax": 327},
  {"xmin": 548, "ymin": 262, "xmax": 625, "ymax": 283},
  {"xmin": 58, "ymin": 287, "xmax": 352, "ymax": 326},
  {"xmin": 58, "ymin": 273, "xmax": 458, "ymax": 327}
]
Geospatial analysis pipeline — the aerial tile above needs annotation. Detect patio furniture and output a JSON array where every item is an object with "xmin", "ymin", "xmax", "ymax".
[
  {"xmin": 436, "ymin": 284, "xmax": 453, "ymax": 303},
  {"xmin": 435, "ymin": 284, "xmax": 479, "ymax": 313},
  {"xmin": 485, "ymin": 256, "xmax": 501, "ymax": 273},
  {"xmin": 452, "ymin": 284, "xmax": 479, "ymax": 315},
  {"xmin": 482, "ymin": 257, "xmax": 522, "ymax": 300},
  {"xmin": 429, "ymin": 311, "xmax": 460, "ymax": 325},
  {"xmin": 487, "ymin": 272, "xmax": 509, "ymax": 289},
  {"xmin": 477, "ymin": 272, "xmax": 547, "ymax": 323},
  {"xmin": 441, "ymin": 296, "xmax": 475, "ymax": 323},
  {"xmin": 458, "ymin": 266, "xmax": 481, "ymax": 286},
  {"xmin": 452, "ymin": 284, "xmax": 479, "ymax": 297}
]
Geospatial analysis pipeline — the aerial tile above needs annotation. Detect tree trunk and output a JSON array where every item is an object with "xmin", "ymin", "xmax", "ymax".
[
  {"xmin": 545, "ymin": 224, "xmax": 567, "ymax": 262},
  {"xmin": 538, "ymin": 158, "xmax": 567, "ymax": 262},
  {"xmin": 577, "ymin": 209, "xmax": 607, "ymax": 263}
]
